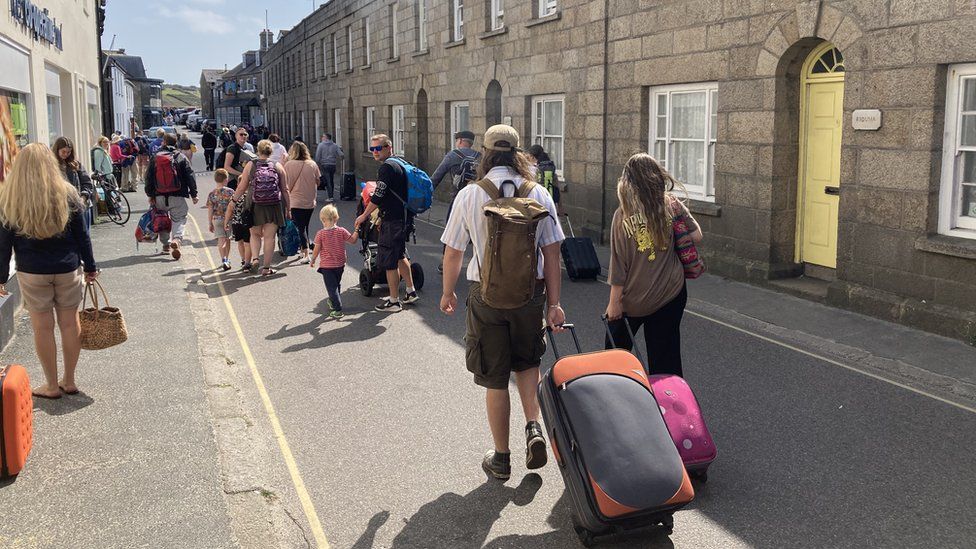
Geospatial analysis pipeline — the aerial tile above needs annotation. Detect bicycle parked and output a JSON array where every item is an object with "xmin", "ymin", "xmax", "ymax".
[{"xmin": 92, "ymin": 171, "xmax": 131, "ymax": 226}]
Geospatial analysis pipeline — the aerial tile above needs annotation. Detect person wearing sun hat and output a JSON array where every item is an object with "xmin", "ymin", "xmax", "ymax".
[{"xmin": 438, "ymin": 124, "xmax": 567, "ymax": 480}]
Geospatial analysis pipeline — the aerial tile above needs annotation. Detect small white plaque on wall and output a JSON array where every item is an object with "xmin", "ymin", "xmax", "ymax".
[{"xmin": 852, "ymin": 109, "xmax": 882, "ymax": 131}]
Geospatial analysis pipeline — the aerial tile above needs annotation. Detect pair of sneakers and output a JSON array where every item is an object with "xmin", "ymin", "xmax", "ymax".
[
  {"xmin": 326, "ymin": 299, "xmax": 344, "ymax": 320},
  {"xmin": 374, "ymin": 290, "xmax": 420, "ymax": 313},
  {"xmin": 482, "ymin": 421, "xmax": 548, "ymax": 480}
]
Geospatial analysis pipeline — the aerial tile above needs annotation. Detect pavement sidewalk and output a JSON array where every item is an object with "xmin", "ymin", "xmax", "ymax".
[
  {"xmin": 0, "ymin": 209, "xmax": 240, "ymax": 547},
  {"xmin": 420, "ymin": 198, "xmax": 976, "ymax": 408}
]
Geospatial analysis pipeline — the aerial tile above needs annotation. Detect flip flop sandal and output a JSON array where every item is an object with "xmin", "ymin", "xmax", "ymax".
[
  {"xmin": 33, "ymin": 390, "xmax": 62, "ymax": 400},
  {"xmin": 59, "ymin": 385, "xmax": 80, "ymax": 395},
  {"xmin": 261, "ymin": 268, "xmax": 277, "ymax": 277}
]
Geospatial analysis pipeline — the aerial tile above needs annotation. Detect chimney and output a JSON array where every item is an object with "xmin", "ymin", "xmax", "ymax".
[{"xmin": 260, "ymin": 29, "xmax": 274, "ymax": 52}]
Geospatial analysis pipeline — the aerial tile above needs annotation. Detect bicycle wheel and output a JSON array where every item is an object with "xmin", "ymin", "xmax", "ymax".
[{"xmin": 107, "ymin": 189, "xmax": 131, "ymax": 225}]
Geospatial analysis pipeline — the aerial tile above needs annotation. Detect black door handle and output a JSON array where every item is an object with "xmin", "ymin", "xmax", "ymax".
[{"xmin": 824, "ymin": 186, "xmax": 840, "ymax": 196}]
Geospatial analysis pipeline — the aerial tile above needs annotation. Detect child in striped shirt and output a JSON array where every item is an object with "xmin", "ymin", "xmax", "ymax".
[{"xmin": 309, "ymin": 204, "xmax": 358, "ymax": 319}]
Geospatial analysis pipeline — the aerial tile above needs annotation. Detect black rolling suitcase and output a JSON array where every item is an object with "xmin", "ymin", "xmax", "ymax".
[
  {"xmin": 560, "ymin": 216, "xmax": 601, "ymax": 280},
  {"xmin": 340, "ymin": 172, "xmax": 356, "ymax": 200},
  {"xmin": 539, "ymin": 325, "xmax": 693, "ymax": 546}
]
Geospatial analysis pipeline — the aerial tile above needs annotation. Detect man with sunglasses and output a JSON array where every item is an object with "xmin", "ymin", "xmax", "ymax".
[
  {"xmin": 355, "ymin": 134, "xmax": 419, "ymax": 312},
  {"xmin": 222, "ymin": 129, "xmax": 257, "ymax": 190}
]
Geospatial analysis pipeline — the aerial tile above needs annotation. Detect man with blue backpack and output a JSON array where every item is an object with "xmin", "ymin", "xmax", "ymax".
[{"xmin": 354, "ymin": 134, "xmax": 433, "ymax": 312}]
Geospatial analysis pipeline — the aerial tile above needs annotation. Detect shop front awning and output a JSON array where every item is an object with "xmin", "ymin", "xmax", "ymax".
[{"xmin": 217, "ymin": 97, "xmax": 260, "ymax": 108}]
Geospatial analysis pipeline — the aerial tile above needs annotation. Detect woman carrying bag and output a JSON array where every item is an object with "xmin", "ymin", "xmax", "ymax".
[
  {"xmin": 53, "ymin": 136, "xmax": 96, "ymax": 232},
  {"xmin": 0, "ymin": 144, "xmax": 99, "ymax": 399},
  {"xmin": 604, "ymin": 153, "xmax": 703, "ymax": 377}
]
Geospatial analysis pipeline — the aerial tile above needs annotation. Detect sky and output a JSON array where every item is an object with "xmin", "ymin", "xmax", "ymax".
[{"xmin": 102, "ymin": 1, "xmax": 325, "ymax": 85}]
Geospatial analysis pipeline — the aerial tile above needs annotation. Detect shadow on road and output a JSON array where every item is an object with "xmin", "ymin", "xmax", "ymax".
[
  {"xmin": 268, "ymin": 298, "xmax": 388, "ymax": 353},
  {"xmin": 350, "ymin": 510, "xmax": 391, "ymax": 549},
  {"xmin": 390, "ymin": 474, "xmax": 544, "ymax": 548},
  {"xmin": 33, "ymin": 391, "xmax": 95, "ymax": 416}
]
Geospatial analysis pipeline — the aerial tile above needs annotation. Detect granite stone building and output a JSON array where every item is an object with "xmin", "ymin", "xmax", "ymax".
[
  {"xmin": 200, "ymin": 69, "xmax": 225, "ymax": 120},
  {"xmin": 262, "ymin": 0, "xmax": 976, "ymax": 342},
  {"xmin": 213, "ymin": 31, "xmax": 272, "ymax": 127},
  {"xmin": 102, "ymin": 51, "xmax": 163, "ymax": 131}
]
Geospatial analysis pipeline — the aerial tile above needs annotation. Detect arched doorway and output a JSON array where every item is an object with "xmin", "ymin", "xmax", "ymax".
[
  {"xmin": 416, "ymin": 89, "xmax": 429, "ymax": 170},
  {"xmin": 797, "ymin": 42, "xmax": 845, "ymax": 269},
  {"xmin": 486, "ymin": 80, "xmax": 502, "ymax": 127}
]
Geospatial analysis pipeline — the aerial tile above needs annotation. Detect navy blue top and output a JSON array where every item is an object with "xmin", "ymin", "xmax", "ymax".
[{"xmin": 0, "ymin": 210, "xmax": 97, "ymax": 284}]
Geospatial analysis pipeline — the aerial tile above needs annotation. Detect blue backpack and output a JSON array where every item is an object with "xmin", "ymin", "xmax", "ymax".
[
  {"xmin": 278, "ymin": 220, "xmax": 301, "ymax": 257},
  {"xmin": 385, "ymin": 157, "xmax": 433, "ymax": 215}
]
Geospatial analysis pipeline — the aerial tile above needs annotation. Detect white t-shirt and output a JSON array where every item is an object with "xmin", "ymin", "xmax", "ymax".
[
  {"xmin": 270, "ymin": 142, "xmax": 288, "ymax": 165},
  {"xmin": 441, "ymin": 166, "xmax": 565, "ymax": 282}
]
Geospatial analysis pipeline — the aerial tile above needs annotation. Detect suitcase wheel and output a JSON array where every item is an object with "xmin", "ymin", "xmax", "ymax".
[
  {"xmin": 660, "ymin": 513, "xmax": 674, "ymax": 536},
  {"xmin": 690, "ymin": 468, "xmax": 709, "ymax": 483}
]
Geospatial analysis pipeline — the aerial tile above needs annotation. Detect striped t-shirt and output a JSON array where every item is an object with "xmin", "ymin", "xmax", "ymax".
[
  {"xmin": 314, "ymin": 226, "xmax": 352, "ymax": 269},
  {"xmin": 441, "ymin": 166, "xmax": 565, "ymax": 282}
]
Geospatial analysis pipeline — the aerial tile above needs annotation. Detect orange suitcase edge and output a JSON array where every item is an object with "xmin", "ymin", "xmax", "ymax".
[{"xmin": 1, "ymin": 364, "xmax": 33, "ymax": 478}]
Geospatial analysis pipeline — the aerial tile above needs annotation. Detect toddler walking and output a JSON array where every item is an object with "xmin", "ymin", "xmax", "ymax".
[
  {"xmin": 207, "ymin": 169, "xmax": 236, "ymax": 270},
  {"xmin": 310, "ymin": 204, "xmax": 358, "ymax": 319}
]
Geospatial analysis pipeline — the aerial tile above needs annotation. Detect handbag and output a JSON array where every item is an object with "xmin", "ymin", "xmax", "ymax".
[
  {"xmin": 673, "ymin": 212, "xmax": 705, "ymax": 279},
  {"xmin": 79, "ymin": 280, "xmax": 128, "ymax": 350}
]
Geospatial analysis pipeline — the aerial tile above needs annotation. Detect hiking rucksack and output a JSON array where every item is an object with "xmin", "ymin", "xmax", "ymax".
[
  {"xmin": 151, "ymin": 207, "xmax": 172, "ymax": 233},
  {"xmin": 385, "ymin": 157, "xmax": 434, "ymax": 214},
  {"xmin": 251, "ymin": 160, "xmax": 282, "ymax": 205},
  {"xmin": 452, "ymin": 150, "xmax": 480, "ymax": 190},
  {"xmin": 153, "ymin": 151, "xmax": 181, "ymax": 195},
  {"xmin": 121, "ymin": 139, "xmax": 138, "ymax": 156},
  {"xmin": 474, "ymin": 178, "xmax": 552, "ymax": 310}
]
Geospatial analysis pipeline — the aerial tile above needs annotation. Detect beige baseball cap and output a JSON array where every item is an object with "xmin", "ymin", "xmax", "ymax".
[{"xmin": 483, "ymin": 124, "xmax": 520, "ymax": 152}]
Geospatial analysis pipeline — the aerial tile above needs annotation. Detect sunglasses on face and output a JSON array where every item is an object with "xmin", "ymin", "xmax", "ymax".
[
  {"xmin": 369, "ymin": 145, "xmax": 386, "ymax": 152},
  {"xmin": 238, "ymin": 133, "xmax": 248, "ymax": 137}
]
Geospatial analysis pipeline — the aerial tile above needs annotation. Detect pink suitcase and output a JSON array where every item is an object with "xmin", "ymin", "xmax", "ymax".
[{"xmin": 649, "ymin": 374, "xmax": 716, "ymax": 480}]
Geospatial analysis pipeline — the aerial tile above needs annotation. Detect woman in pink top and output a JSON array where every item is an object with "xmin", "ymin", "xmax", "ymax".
[
  {"xmin": 109, "ymin": 136, "xmax": 125, "ymax": 164},
  {"xmin": 283, "ymin": 141, "xmax": 321, "ymax": 263}
]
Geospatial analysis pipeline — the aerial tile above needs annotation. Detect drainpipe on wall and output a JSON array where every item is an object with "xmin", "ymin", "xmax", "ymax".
[{"xmin": 599, "ymin": 0, "xmax": 610, "ymax": 244}]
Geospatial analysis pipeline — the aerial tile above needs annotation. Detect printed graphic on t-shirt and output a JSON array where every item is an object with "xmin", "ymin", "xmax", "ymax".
[
  {"xmin": 620, "ymin": 212, "xmax": 656, "ymax": 262},
  {"xmin": 207, "ymin": 187, "xmax": 235, "ymax": 221}
]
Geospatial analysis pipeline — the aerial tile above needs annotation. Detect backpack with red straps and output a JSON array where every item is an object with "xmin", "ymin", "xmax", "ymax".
[{"xmin": 153, "ymin": 150, "xmax": 181, "ymax": 195}]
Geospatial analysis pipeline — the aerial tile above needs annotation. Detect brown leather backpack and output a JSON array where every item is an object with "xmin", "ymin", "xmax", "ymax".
[{"xmin": 475, "ymin": 178, "xmax": 552, "ymax": 309}]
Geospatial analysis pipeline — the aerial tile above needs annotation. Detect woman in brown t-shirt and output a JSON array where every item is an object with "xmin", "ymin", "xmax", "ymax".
[{"xmin": 605, "ymin": 153, "xmax": 702, "ymax": 377}]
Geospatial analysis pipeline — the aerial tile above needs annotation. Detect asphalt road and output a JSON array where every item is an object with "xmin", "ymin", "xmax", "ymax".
[{"xmin": 182, "ymin": 135, "xmax": 976, "ymax": 549}]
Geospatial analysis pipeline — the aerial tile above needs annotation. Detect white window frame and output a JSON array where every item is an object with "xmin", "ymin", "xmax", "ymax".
[
  {"xmin": 332, "ymin": 33, "xmax": 338, "ymax": 75},
  {"xmin": 346, "ymin": 25, "xmax": 353, "ymax": 71},
  {"xmin": 452, "ymin": 0, "xmax": 464, "ymax": 42},
  {"xmin": 363, "ymin": 17, "xmax": 371, "ymax": 66},
  {"xmin": 450, "ymin": 101, "xmax": 470, "ymax": 148},
  {"xmin": 531, "ymin": 94, "xmax": 565, "ymax": 178},
  {"xmin": 539, "ymin": 0, "xmax": 557, "ymax": 18},
  {"xmin": 334, "ymin": 109, "xmax": 342, "ymax": 147},
  {"xmin": 417, "ymin": 0, "xmax": 428, "ymax": 52},
  {"xmin": 392, "ymin": 105, "xmax": 406, "ymax": 156},
  {"xmin": 365, "ymin": 106, "xmax": 376, "ymax": 150},
  {"xmin": 315, "ymin": 109, "xmax": 322, "ymax": 141},
  {"xmin": 321, "ymin": 39, "xmax": 327, "ymax": 77},
  {"xmin": 491, "ymin": 0, "xmax": 504, "ymax": 30},
  {"xmin": 940, "ymin": 63, "xmax": 976, "ymax": 237},
  {"xmin": 390, "ymin": 3, "xmax": 400, "ymax": 59},
  {"xmin": 649, "ymin": 82, "xmax": 719, "ymax": 202}
]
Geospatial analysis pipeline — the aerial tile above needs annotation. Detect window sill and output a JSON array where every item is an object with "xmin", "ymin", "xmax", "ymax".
[
  {"xmin": 344, "ymin": 69, "xmax": 355, "ymax": 75},
  {"xmin": 688, "ymin": 199, "xmax": 721, "ymax": 217},
  {"xmin": 445, "ymin": 39, "xmax": 466, "ymax": 49},
  {"xmin": 525, "ymin": 12, "xmax": 561, "ymax": 28},
  {"xmin": 388, "ymin": 55, "xmax": 401, "ymax": 63},
  {"xmin": 480, "ymin": 27, "xmax": 508, "ymax": 40},
  {"xmin": 915, "ymin": 233, "xmax": 976, "ymax": 260},
  {"xmin": 362, "ymin": 64, "xmax": 372, "ymax": 71},
  {"xmin": 411, "ymin": 50, "xmax": 429, "ymax": 58}
]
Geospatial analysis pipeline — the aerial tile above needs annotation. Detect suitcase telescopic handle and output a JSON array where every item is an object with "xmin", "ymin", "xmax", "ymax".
[
  {"xmin": 546, "ymin": 323, "xmax": 581, "ymax": 360},
  {"xmin": 602, "ymin": 314, "xmax": 649, "ymax": 375}
]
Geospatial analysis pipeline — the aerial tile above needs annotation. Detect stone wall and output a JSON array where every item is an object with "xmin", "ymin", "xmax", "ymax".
[{"xmin": 259, "ymin": 0, "xmax": 976, "ymax": 342}]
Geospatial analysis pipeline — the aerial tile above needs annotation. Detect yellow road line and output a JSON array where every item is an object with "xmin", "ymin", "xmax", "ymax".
[{"xmin": 187, "ymin": 215, "xmax": 331, "ymax": 548}]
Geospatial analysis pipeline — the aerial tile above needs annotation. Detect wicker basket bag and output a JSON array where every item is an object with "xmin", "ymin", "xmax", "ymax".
[{"xmin": 79, "ymin": 280, "xmax": 128, "ymax": 351}]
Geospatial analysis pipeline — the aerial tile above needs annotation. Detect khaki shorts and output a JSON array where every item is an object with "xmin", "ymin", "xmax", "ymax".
[
  {"xmin": 17, "ymin": 270, "xmax": 84, "ymax": 313},
  {"xmin": 464, "ymin": 282, "xmax": 547, "ymax": 390}
]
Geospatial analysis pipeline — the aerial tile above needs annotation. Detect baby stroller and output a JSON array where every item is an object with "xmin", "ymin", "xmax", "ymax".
[{"xmin": 357, "ymin": 182, "xmax": 424, "ymax": 297}]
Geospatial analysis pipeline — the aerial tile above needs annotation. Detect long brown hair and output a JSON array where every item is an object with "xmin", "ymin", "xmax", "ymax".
[
  {"xmin": 52, "ymin": 136, "xmax": 79, "ymax": 172},
  {"xmin": 616, "ymin": 153, "xmax": 685, "ymax": 249},
  {"xmin": 0, "ymin": 143, "xmax": 82, "ymax": 239},
  {"xmin": 476, "ymin": 149, "xmax": 534, "ymax": 182}
]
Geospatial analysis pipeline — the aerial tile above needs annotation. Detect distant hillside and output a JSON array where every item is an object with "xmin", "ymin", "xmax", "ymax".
[{"xmin": 162, "ymin": 84, "xmax": 200, "ymax": 109}]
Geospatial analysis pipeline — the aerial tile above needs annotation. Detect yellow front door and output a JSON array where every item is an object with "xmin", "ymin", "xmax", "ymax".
[{"xmin": 798, "ymin": 44, "xmax": 845, "ymax": 269}]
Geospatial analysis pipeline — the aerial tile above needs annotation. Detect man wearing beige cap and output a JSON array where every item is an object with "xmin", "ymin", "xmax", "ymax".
[{"xmin": 440, "ymin": 124, "xmax": 566, "ymax": 480}]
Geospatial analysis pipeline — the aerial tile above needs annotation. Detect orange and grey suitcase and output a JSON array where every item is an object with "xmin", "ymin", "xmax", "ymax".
[
  {"xmin": 0, "ymin": 364, "xmax": 33, "ymax": 478},
  {"xmin": 539, "ymin": 326, "xmax": 693, "ymax": 546}
]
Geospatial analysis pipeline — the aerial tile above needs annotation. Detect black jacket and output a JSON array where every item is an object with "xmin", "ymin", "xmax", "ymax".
[
  {"xmin": 145, "ymin": 146, "xmax": 198, "ymax": 199},
  {"xmin": 372, "ymin": 158, "xmax": 411, "ymax": 222},
  {"xmin": 0, "ymin": 208, "xmax": 97, "ymax": 284},
  {"xmin": 201, "ymin": 131, "xmax": 217, "ymax": 149},
  {"xmin": 63, "ymin": 166, "xmax": 94, "ymax": 201}
]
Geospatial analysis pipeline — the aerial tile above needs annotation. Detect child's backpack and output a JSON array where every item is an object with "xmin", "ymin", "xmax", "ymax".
[
  {"xmin": 385, "ymin": 157, "xmax": 434, "ymax": 215},
  {"xmin": 452, "ymin": 150, "xmax": 481, "ymax": 190},
  {"xmin": 153, "ymin": 151, "xmax": 181, "ymax": 194},
  {"xmin": 251, "ymin": 160, "xmax": 282, "ymax": 205},
  {"xmin": 151, "ymin": 207, "xmax": 172, "ymax": 234},
  {"xmin": 474, "ymin": 178, "xmax": 552, "ymax": 309},
  {"xmin": 135, "ymin": 210, "xmax": 158, "ymax": 248}
]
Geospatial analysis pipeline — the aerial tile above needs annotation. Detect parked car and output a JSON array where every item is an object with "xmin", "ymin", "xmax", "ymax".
[
  {"xmin": 186, "ymin": 114, "xmax": 202, "ymax": 128},
  {"xmin": 147, "ymin": 126, "xmax": 176, "ymax": 137}
]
